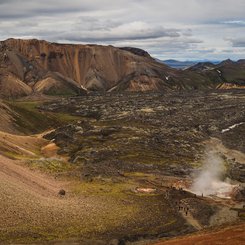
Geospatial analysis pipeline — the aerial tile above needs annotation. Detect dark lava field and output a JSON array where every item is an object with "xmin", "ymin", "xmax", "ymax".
[
  {"xmin": 42, "ymin": 90, "xmax": 245, "ymax": 181},
  {"xmin": 1, "ymin": 90, "xmax": 245, "ymax": 244},
  {"xmin": 31, "ymin": 89, "xmax": 244, "ymax": 243}
]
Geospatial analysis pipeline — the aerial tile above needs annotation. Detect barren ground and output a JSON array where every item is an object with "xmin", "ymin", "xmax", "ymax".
[
  {"xmin": 153, "ymin": 223, "xmax": 245, "ymax": 245},
  {"xmin": 0, "ymin": 90, "xmax": 244, "ymax": 244}
]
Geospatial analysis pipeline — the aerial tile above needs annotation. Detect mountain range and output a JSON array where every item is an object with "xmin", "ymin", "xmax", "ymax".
[
  {"xmin": 0, "ymin": 38, "xmax": 244, "ymax": 98},
  {"xmin": 160, "ymin": 59, "xmax": 221, "ymax": 69}
]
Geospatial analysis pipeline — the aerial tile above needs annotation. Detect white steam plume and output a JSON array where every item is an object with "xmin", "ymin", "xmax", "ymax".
[{"xmin": 191, "ymin": 150, "xmax": 236, "ymax": 198}]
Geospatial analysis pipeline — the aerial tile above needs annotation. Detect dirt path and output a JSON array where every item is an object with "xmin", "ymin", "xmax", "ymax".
[
  {"xmin": 180, "ymin": 210, "xmax": 202, "ymax": 230},
  {"xmin": 0, "ymin": 130, "xmax": 47, "ymax": 157},
  {"xmin": 0, "ymin": 155, "xmax": 64, "ymax": 197}
]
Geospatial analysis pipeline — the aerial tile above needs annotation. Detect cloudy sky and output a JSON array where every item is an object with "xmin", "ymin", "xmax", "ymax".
[{"xmin": 0, "ymin": 0, "xmax": 245, "ymax": 60}]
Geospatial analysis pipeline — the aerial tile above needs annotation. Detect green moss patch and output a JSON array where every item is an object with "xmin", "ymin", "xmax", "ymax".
[
  {"xmin": 7, "ymin": 101, "xmax": 81, "ymax": 134},
  {"xmin": 26, "ymin": 158, "xmax": 73, "ymax": 174}
]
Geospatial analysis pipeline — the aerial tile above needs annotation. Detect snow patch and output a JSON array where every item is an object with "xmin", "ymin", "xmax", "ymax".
[
  {"xmin": 217, "ymin": 70, "xmax": 222, "ymax": 76},
  {"xmin": 221, "ymin": 122, "xmax": 244, "ymax": 133}
]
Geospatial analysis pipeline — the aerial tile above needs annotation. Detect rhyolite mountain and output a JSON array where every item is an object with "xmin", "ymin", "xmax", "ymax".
[{"xmin": 0, "ymin": 38, "xmax": 244, "ymax": 98}]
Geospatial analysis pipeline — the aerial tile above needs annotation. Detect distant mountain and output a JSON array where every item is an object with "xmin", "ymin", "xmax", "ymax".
[
  {"xmin": 159, "ymin": 59, "xmax": 220, "ymax": 70},
  {"xmin": 160, "ymin": 59, "xmax": 198, "ymax": 69},
  {"xmin": 188, "ymin": 62, "xmax": 216, "ymax": 71}
]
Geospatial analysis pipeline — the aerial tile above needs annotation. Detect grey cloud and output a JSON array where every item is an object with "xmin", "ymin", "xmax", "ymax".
[
  {"xmin": 221, "ymin": 20, "xmax": 245, "ymax": 25},
  {"xmin": 0, "ymin": 0, "xmax": 95, "ymax": 19},
  {"xmin": 110, "ymin": 37, "xmax": 203, "ymax": 57},
  {"xmin": 0, "ymin": 0, "xmax": 244, "ymax": 60},
  {"xmin": 75, "ymin": 17, "xmax": 122, "ymax": 32},
  {"xmin": 230, "ymin": 38, "xmax": 245, "ymax": 47},
  {"xmin": 56, "ymin": 28, "xmax": 180, "ymax": 42},
  {"xmin": 0, "ymin": 0, "xmax": 130, "ymax": 19},
  {"xmin": 1, "ymin": 0, "xmax": 243, "ymax": 23}
]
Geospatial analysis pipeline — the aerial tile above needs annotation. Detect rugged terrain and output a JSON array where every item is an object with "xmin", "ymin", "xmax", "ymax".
[
  {"xmin": 0, "ymin": 89, "xmax": 244, "ymax": 244},
  {"xmin": 1, "ymin": 38, "xmax": 245, "ymax": 99},
  {"xmin": 189, "ymin": 59, "xmax": 245, "ymax": 89}
]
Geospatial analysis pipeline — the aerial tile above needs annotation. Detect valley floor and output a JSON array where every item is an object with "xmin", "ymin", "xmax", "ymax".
[
  {"xmin": 0, "ymin": 139, "xmax": 189, "ymax": 244},
  {"xmin": 0, "ymin": 90, "xmax": 245, "ymax": 244}
]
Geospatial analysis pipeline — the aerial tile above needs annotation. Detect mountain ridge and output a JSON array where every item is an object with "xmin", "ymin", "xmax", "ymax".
[{"xmin": 0, "ymin": 38, "xmax": 244, "ymax": 98}]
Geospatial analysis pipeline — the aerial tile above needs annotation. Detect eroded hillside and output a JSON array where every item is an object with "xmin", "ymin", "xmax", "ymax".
[{"xmin": 0, "ymin": 38, "xmax": 225, "ymax": 98}]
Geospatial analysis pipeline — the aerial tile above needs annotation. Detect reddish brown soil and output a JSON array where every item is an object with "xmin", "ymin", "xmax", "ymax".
[{"xmin": 153, "ymin": 223, "xmax": 245, "ymax": 245}]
